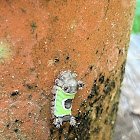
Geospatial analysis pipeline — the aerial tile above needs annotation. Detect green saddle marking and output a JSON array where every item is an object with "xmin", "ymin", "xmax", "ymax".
[{"xmin": 54, "ymin": 87, "xmax": 76, "ymax": 117}]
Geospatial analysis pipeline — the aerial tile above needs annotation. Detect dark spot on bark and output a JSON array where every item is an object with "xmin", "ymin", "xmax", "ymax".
[
  {"xmin": 104, "ymin": 0, "xmax": 110, "ymax": 16},
  {"xmin": 106, "ymin": 106, "xmax": 109, "ymax": 112},
  {"xmin": 96, "ymin": 106, "xmax": 100, "ymax": 117},
  {"xmin": 119, "ymin": 49, "xmax": 121, "ymax": 54},
  {"xmin": 50, "ymin": 128, "xmax": 55, "ymax": 135},
  {"xmin": 68, "ymin": 125, "xmax": 74, "ymax": 135},
  {"xmin": 89, "ymin": 102, "xmax": 93, "ymax": 108},
  {"xmin": 91, "ymin": 79, "xmax": 99, "ymax": 96},
  {"xmin": 31, "ymin": 23, "xmax": 37, "ymax": 28},
  {"xmin": 100, "ymin": 108, "xmax": 103, "ymax": 114},
  {"xmin": 55, "ymin": 16, "xmax": 59, "ymax": 20},
  {"xmin": 6, "ymin": 124, "xmax": 10, "ymax": 127},
  {"xmin": 55, "ymin": 58, "xmax": 59, "ymax": 62},
  {"xmin": 15, "ymin": 119, "xmax": 19, "ymax": 122},
  {"xmin": 85, "ymin": 73, "xmax": 88, "ymax": 77},
  {"xmin": 99, "ymin": 102, "xmax": 103, "ymax": 108},
  {"xmin": 103, "ymin": 85, "xmax": 111, "ymax": 94},
  {"xmin": 26, "ymin": 84, "xmax": 33, "ymax": 89},
  {"xmin": 99, "ymin": 73, "xmax": 102, "ymax": 76},
  {"xmin": 88, "ymin": 94, "xmax": 94, "ymax": 99},
  {"xmin": 104, "ymin": 119, "xmax": 109, "ymax": 124},
  {"xmin": 28, "ymin": 95, "xmax": 32, "ymax": 100},
  {"xmin": 103, "ymin": 78, "xmax": 115, "ymax": 94},
  {"xmin": 66, "ymin": 56, "xmax": 69, "ymax": 60},
  {"xmin": 89, "ymin": 96, "xmax": 102, "ymax": 108},
  {"xmin": 36, "ymin": 33, "xmax": 38, "ymax": 40},
  {"xmin": 28, "ymin": 113, "xmax": 31, "ymax": 117},
  {"xmin": 11, "ymin": 90, "xmax": 19, "ymax": 96},
  {"xmin": 99, "ymin": 75, "xmax": 104, "ymax": 84},
  {"xmin": 111, "ymin": 104, "xmax": 115, "ymax": 112},
  {"xmin": 14, "ymin": 129, "xmax": 19, "ymax": 133},
  {"xmin": 111, "ymin": 102, "xmax": 119, "ymax": 114},
  {"xmin": 21, "ymin": 8, "xmax": 26, "ymax": 13},
  {"xmin": 120, "ymin": 61, "xmax": 126, "ymax": 83},
  {"xmin": 80, "ymin": 100, "xmax": 86, "ymax": 107},
  {"xmin": 35, "ymin": 85, "xmax": 38, "ymax": 88},
  {"xmin": 100, "ymin": 95, "xmax": 105, "ymax": 99},
  {"xmin": 105, "ymin": 78, "xmax": 110, "ymax": 84},
  {"xmin": 30, "ymin": 68, "xmax": 35, "ymax": 72},
  {"xmin": 59, "ymin": 136, "xmax": 61, "ymax": 140},
  {"xmin": 53, "ymin": 16, "xmax": 59, "ymax": 22},
  {"xmin": 111, "ymin": 81, "xmax": 115, "ymax": 88},
  {"xmin": 41, "ymin": 91, "xmax": 44, "ymax": 95},
  {"xmin": 94, "ymin": 11, "xmax": 97, "ymax": 15},
  {"xmin": 90, "ymin": 65, "xmax": 93, "ymax": 71}
]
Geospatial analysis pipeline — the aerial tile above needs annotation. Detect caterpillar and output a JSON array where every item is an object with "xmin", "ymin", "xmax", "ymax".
[{"xmin": 51, "ymin": 71, "xmax": 84, "ymax": 128}]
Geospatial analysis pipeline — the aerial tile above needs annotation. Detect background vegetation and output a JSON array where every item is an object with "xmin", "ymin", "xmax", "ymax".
[{"xmin": 132, "ymin": 0, "xmax": 140, "ymax": 34}]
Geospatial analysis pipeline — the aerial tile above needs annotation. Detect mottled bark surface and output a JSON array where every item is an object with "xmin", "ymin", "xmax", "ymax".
[{"xmin": 0, "ymin": 0, "xmax": 136, "ymax": 140}]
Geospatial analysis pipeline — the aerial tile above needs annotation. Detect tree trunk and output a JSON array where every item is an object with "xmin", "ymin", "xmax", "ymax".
[{"xmin": 0, "ymin": 0, "xmax": 136, "ymax": 140}]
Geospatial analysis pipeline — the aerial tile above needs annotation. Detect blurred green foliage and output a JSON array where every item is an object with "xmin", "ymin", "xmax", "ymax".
[{"xmin": 132, "ymin": 0, "xmax": 140, "ymax": 34}]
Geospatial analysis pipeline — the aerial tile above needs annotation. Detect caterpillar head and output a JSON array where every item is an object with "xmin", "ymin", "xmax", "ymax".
[{"xmin": 55, "ymin": 71, "xmax": 84, "ymax": 94}]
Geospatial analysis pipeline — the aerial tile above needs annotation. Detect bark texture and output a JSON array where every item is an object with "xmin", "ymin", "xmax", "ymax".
[{"xmin": 0, "ymin": 0, "xmax": 136, "ymax": 140}]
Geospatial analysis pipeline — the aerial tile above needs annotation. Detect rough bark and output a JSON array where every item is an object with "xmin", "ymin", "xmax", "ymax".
[{"xmin": 0, "ymin": 0, "xmax": 136, "ymax": 140}]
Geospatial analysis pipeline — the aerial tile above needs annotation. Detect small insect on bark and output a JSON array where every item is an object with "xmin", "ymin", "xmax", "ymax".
[{"xmin": 51, "ymin": 70, "xmax": 84, "ymax": 128}]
